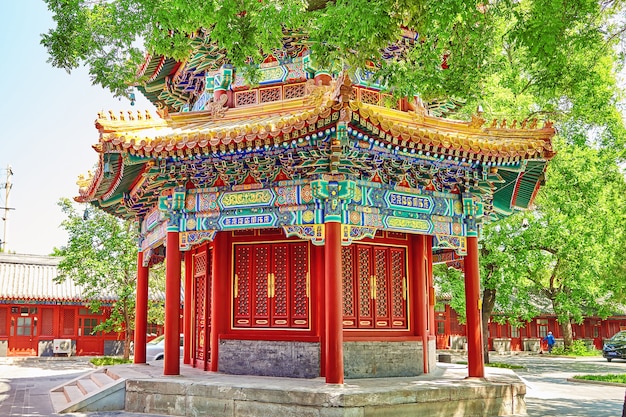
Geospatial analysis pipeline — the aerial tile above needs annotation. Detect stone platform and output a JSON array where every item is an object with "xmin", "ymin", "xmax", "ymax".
[{"xmin": 104, "ymin": 361, "xmax": 526, "ymax": 417}]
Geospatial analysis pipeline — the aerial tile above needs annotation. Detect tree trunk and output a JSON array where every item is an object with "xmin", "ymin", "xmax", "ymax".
[
  {"xmin": 481, "ymin": 288, "xmax": 497, "ymax": 364},
  {"xmin": 124, "ymin": 328, "xmax": 132, "ymax": 360},
  {"xmin": 560, "ymin": 319, "xmax": 574, "ymax": 350},
  {"xmin": 122, "ymin": 300, "xmax": 132, "ymax": 360}
]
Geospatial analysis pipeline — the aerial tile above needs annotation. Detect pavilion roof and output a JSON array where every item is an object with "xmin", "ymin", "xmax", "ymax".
[
  {"xmin": 76, "ymin": 84, "xmax": 554, "ymax": 222},
  {"xmin": 90, "ymin": 97, "xmax": 554, "ymax": 161}
]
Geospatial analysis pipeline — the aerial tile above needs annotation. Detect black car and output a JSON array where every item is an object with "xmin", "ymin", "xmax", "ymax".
[{"xmin": 602, "ymin": 331, "xmax": 626, "ymax": 362}]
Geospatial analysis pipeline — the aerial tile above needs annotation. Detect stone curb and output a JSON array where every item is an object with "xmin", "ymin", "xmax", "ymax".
[{"xmin": 566, "ymin": 377, "xmax": 626, "ymax": 387}]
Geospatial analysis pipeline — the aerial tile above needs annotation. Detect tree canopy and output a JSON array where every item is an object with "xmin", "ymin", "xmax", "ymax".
[
  {"xmin": 41, "ymin": 0, "xmax": 626, "ymax": 152},
  {"xmin": 437, "ymin": 139, "xmax": 626, "ymax": 353}
]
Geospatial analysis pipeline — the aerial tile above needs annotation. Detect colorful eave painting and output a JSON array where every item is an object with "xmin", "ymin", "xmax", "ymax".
[{"xmin": 75, "ymin": 31, "xmax": 555, "ymax": 253}]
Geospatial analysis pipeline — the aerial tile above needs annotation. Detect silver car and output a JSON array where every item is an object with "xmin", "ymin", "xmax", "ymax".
[{"xmin": 145, "ymin": 334, "xmax": 184, "ymax": 361}]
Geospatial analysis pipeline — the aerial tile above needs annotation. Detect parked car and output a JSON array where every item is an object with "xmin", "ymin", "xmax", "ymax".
[
  {"xmin": 602, "ymin": 331, "xmax": 626, "ymax": 362},
  {"xmin": 146, "ymin": 334, "xmax": 184, "ymax": 361}
]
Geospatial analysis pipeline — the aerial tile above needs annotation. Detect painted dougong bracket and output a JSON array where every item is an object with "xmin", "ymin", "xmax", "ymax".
[{"xmin": 283, "ymin": 223, "xmax": 378, "ymax": 246}]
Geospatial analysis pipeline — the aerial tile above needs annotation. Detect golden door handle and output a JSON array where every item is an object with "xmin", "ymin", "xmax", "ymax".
[
  {"xmin": 267, "ymin": 273, "xmax": 272, "ymax": 298},
  {"xmin": 402, "ymin": 276, "xmax": 407, "ymax": 300},
  {"xmin": 306, "ymin": 272, "xmax": 310, "ymax": 298},
  {"xmin": 271, "ymin": 273, "xmax": 276, "ymax": 298},
  {"xmin": 234, "ymin": 274, "xmax": 239, "ymax": 298},
  {"xmin": 374, "ymin": 275, "xmax": 377, "ymax": 300},
  {"xmin": 370, "ymin": 275, "xmax": 377, "ymax": 299}
]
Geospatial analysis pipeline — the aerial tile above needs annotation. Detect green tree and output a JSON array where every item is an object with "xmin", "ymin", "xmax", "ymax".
[
  {"xmin": 435, "ymin": 213, "xmax": 541, "ymax": 363},
  {"xmin": 439, "ymin": 141, "xmax": 626, "ymax": 355},
  {"xmin": 53, "ymin": 198, "xmax": 139, "ymax": 359},
  {"xmin": 39, "ymin": 1, "xmax": 625, "ymax": 144},
  {"xmin": 521, "ymin": 141, "xmax": 626, "ymax": 348}
]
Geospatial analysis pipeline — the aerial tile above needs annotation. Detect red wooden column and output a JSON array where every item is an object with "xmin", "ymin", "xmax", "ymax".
[
  {"xmin": 324, "ymin": 222, "xmax": 344, "ymax": 384},
  {"xmin": 164, "ymin": 230, "xmax": 181, "ymax": 375},
  {"xmin": 134, "ymin": 251, "xmax": 149, "ymax": 364},
  {"xmin": 210, "ymin": 232, "xmax": 230, "ymax": 372},
  {"xmin": 183, "ymin": 250, "xmax": 193, "ymax": 365},
  {"xmin": 426, "ymin": 236, "xmax": 435, "ymax": 338},
  {"xmin": 312, "ymin": 244, "xmax": 326, "ymax": 377},
  {"xmin": 412, "ymin": 235, "xmax": 429, "ymax": 374},
  {"xmin": 465, "ymin": 236, "xmax": 485, "ymax": 378}
]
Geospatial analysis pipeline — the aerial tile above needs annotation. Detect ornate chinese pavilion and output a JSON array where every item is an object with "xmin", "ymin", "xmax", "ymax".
[{"xmin": 76, "ymin": 29, "xmax": 554, "ymax": 383}]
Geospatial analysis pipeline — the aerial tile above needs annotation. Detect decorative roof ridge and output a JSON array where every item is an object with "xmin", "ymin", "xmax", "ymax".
[
  {"xmin": 169, "ymin": 95, "xmax": 329, "ymax": 123},
  {"xmin": 76, "ymin": 154, "xmax": 106, "ymax": 202},
  {"xmin": 136, "ymin": 53, "xmax": 153, "ymax": 78},
  {"xmin": 94, "ymin": 93, "xmax": 328, "ymax": 133},
  {"xmin": 95, "ymin": 110, "xmax": 163, "ymax": 132},
  {"xmin": 351, "ymin": 101, "xmax": 555, "ymax": 140}
]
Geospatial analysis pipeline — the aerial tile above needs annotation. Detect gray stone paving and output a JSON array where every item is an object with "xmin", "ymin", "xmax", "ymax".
[
  {"xmin": 0, "ymin": 357, "xmax": 169, "ymax": 417},
  {"xmin": 0, "ymin": 353, "xmax": 624, "ymax": 416}
]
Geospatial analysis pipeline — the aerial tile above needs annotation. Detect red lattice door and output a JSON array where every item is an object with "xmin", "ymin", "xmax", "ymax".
[
  {"xmin": 192, "ymin": 248, "xmax": 212, "ymax": 369},
  {"xmin": 342, "ymin": 244, "xmax": 408, "ymax": 330},
  {"xmin": 233, "ymin": 242, "xmax": 309, "ymax": 328}
]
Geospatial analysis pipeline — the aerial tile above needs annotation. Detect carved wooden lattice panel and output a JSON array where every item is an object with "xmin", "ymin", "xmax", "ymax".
[
  {"xmin": 342, "ymin": 244, "xmax": 408, "ymax": 330},
  {"xmin": 234, "ymin": 246, "xmax": 251, "ymax": 326},
  {"xmin": 290, "ymin": 242, "xmax": 309, "ymax": 327},
  {"xmin": 41, "ymin": 308, "xmax": 54, "ymax": 336},
  {"xmin": 253, "ymin": 246, "xmax": 270, "ymax": 325},
  {"xmin": 284, "ymin": 83, "xmax": 306, "ymax": 99},
  {"xmin": 235, "ymin": 90, "xmax": 258, "ymax": 107},
  {"xmin": 374, "ymin": 248, "xmax": 390, "ymax": 328},
  {"xmin": 357, "ymin": 246, "xmax": 373, "ymax": 327},
  {"xmin": 193, "ymin": 251, "xmax": 207, "ymax": 361},
  {"xmin": 361, "ymin": 89, "xmax": 380, "ymax": 105},
  {"xmin": 272, "ymin": 245, "xmax": 288, "ymax": 325},
  {"xmin": 260, "ymin": 87, "xmax": 281, "ymax": 103},
  {"xmin": 233, "ymin": 242, "xmax": 310, "ymax": 329},
  {"xmin": 341, "ymin": 246, "xmax": 355, "ymax": 326},
  {"xmin": 390, "ymin": 248, "xmax": 407, "ymax": 328},
  {"xmin": 62, "ymin": 308, "xmax": 75, "ymax": 336}
]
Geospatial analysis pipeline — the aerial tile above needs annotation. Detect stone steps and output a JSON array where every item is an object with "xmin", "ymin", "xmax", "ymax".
[{"xmin": 50, "ymin": 368, "xmax": 125, "ymax": 413}]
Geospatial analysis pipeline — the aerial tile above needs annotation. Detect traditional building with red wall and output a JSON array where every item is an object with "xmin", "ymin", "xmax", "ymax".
[
  {"xmin": 0, "ymin": 253, "xmax": 141, "ymax": 357},
  {"xmin": 434, "ymin": 301, "xmax": 626, "ymax": 353}
]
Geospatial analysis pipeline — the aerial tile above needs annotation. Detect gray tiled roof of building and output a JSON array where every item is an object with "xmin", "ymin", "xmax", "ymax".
[
  {"xmin": 0, "ymin": 253, "xmax": 168, "ymax": 303},
  {"xmin": 0, "ymin": 253, "xmax": 86, "ymax": 302}
]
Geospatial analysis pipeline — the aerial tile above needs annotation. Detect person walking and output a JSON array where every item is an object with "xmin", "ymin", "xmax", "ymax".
[{"xmin": 544, "ymin": 331, "xmax": 556, "ymax": 353}]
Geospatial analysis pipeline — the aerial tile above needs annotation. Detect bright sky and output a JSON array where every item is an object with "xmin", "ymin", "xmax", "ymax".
[{"xmin": 0, "ymin": 1, "xmax": 154, "ymax": 255}]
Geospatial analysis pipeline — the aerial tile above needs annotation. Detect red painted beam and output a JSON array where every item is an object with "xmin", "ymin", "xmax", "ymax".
[{"xmin": 164, "ymin": 231, "xmax": 181, "ymax": 375}]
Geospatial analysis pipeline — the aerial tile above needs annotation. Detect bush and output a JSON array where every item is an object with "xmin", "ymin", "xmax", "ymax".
[
  {"xmin": 551, "ymin": 340, "xmax": 599, "ymax": 356},
  {"xmin": 573, "ymin": 374, "xmax": 626, "ymax": 384},
  {"xmin": 90, "ymin": 356, "xmax": 132, "ymax": 367}
]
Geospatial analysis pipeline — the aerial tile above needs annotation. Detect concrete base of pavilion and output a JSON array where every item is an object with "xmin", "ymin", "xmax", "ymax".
[{"xmin": 105, "ymin": 360, "xmax": 526, "ymax": 417}]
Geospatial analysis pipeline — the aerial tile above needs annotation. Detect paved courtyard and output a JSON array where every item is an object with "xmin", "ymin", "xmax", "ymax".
[{"xmin": 0, "ymin": 354, "xmax": 624, "ymax": 416}]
